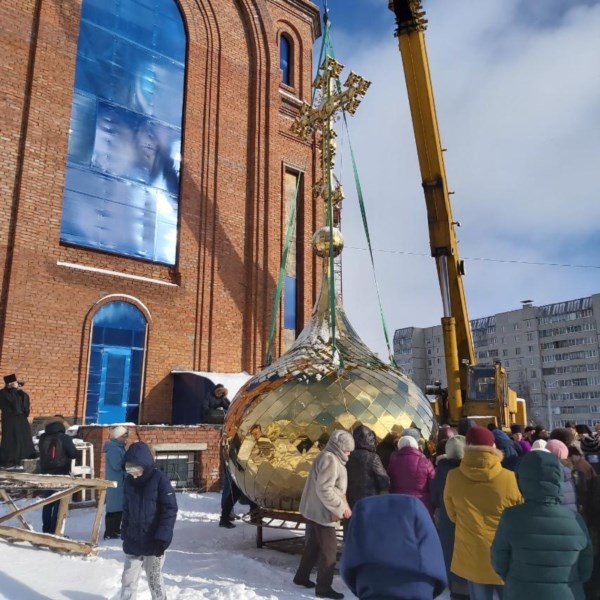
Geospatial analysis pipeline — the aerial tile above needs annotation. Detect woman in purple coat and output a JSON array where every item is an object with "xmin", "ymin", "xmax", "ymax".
[{"xmin": 387, "ymin": 436, "xmax": 435, "ymax": 515}]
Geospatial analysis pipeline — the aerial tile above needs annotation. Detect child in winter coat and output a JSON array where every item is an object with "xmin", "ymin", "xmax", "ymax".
[
  {"xmin": 491, "ymin": 450, "xmax": 593, "ymax": 600},
  {"xmin": 120, "ymin": 442, "xmax": 178, "ymax": 600},
  {"xmin": 340, "ymin": 494, "xmax": 447, "ymax": 599}
]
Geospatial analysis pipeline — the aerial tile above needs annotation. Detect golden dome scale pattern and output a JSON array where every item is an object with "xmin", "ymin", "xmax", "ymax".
[{"xmin": 223, "ymin": 273, "xmax": 438, "ymax": 512}]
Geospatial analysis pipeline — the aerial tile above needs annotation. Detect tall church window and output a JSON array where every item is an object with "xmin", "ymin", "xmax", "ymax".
[
  {"xmin": 85, "ymin": 302, "xmax": 147, "ymax": 424},
  {"xmin": 282, "ymin": 170, "xmax": 303, "ymax": 351},
  {"xmin": 60, "ymin": 0, "xmax": 186, "ymax": 265},
  {"xmin": 280, "ymin": 34, "xmax": 292, "ymax": 86}
]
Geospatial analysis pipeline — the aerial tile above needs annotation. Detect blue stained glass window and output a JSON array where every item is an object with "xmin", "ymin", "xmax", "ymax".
[
  {"xmin": 280, "ymin": 35, "xmax": 292, "ymax": 86},
  {"xmin": 284, "ymin": 275, "xmax": 297, "ymax": 330},
  {"xmin": 60, "ymin": 0, "xmax": 186, "ymax": 265},
  {"xmin": 85, "ymin": 301, "xmax": 147, "ymax": 424}
]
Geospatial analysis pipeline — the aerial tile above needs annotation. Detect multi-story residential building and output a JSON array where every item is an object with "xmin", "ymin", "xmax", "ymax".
[{"xmin": 394, "ymin": 295, "xmax": 600, "ymax": 428}]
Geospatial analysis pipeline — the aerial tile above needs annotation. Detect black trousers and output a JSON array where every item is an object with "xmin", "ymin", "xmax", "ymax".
[
  {"xmin": 295, "ymin": 519, "xmax": 338, "ymax": 593},
  {"xmin": 220, "ymin": 471, "xmax": 257, "ymax": 521}
]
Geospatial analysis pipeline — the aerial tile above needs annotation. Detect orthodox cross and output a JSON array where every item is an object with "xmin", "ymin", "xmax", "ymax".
[{"xmin": 291, "ymin": 57, "xmax": 371, "ymax": 211}]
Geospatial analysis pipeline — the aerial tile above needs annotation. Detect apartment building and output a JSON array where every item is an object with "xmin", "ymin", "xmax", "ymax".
[{"xmin": 394, "ymin": 295, "xmax": 600, "ymax": 428}]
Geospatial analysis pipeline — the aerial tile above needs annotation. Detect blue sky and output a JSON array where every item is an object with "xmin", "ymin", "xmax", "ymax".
[{"xmin": 307, "ymin": 0, "xmax": 600, "ymax": 359}]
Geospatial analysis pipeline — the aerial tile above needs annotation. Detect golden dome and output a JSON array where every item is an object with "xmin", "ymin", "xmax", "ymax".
[{"xmin": 223, "ymin": 272, "xmax": 438, "ymax": 512}]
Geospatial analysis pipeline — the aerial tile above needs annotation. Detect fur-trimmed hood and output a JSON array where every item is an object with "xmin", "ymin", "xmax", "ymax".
[{"xmin": 459, "ymin": 445, "xmax": 504, "ymax": 482}]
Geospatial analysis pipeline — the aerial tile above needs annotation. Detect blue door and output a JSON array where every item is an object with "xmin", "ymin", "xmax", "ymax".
[
  {"xmin": 98, "ymin": 348, "xmax": 132, "ymax": 423},
  {"xmin": 85, "ymin": 301, "xmax": 146, "ymax": 424}
]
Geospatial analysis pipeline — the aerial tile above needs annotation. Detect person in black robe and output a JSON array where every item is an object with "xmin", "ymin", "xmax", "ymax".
[{"xmin": 0, "ymin": 374, "xmax": 36, "ymax": 467}]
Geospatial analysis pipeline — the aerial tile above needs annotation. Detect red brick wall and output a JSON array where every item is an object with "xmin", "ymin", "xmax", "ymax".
[
  {"xmin": 79, "ymin": 425, "xmax": 223, "ymax": 491},
  {"xmin": 0, "ymin": 1, "xmax": 320, "ymax": 422}
]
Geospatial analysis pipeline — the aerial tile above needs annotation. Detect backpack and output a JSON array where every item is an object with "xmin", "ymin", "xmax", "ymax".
[{"xmin": 39, "ymin": 434, "xmax": 69, "ymax": 471}]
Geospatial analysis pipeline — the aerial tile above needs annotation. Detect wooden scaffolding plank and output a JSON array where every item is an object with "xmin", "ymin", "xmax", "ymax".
[
  {"xmin": 0, "ymin": 489, "xmax": 33, "ymax": 531},
  {"xmin": 0, "ymin": 472, "xmax": 116, "ymax": 489},
  {"xmin": 90, "ymin": 489, "xmax": 106, "ymax": 545},
  {"xmin": 0, "ymin": 525, "xmax": 95, "ymax": 555}
]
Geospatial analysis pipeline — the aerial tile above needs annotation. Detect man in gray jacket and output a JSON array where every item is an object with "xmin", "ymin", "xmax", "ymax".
[{"xmin": 294, "ymin": 429, "xmax": 355, "ymax": 599}]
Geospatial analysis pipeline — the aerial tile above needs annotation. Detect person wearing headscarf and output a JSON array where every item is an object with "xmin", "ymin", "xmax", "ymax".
[
  {"xmin": 103, "ymin": 425, "xmax": 129, "ymax": 539},
  {"xmin": 491, "ymin": 451, "xmax": 593, "ymax": 600},
  {"xmin": 341, "ymin": 494, "xmax": 447, "ymax": 600},
  {"xmin": 444, "ymin": 426, "xmax": 522, "ymax": 600},
  {"xmin": 431, "ymin": 435, "xmax": 468, "ymax": 599},
  {"xmin": 345, "ymin": 425, "xmax": 389, "ymax": 509},
  {"xmin": 387, "ymin": 435, "xmax": 435, "ymax": 515},
  {"xmin": 294, "ymin": 430, "xmax": 355, "ymax": 599},
  {"xmin": 510, "ymin": 424, "xmax": 530, "ymax": 454}
]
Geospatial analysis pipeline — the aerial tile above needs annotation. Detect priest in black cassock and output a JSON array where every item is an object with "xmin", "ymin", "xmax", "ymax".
[{"xmin": 0, "ymin": 374, "xmax": 36, "ymax": 467}]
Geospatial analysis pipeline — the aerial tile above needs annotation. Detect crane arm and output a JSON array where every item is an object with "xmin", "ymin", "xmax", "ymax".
[{"xmin": 390, "ymin": 0, "xmax": 475, "ymax": 422}]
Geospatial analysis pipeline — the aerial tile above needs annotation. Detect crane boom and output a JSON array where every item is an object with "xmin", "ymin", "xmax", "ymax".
[
  {"xmin": 390, "ymin": 0, "xmax": 473, "ymax": 422},
  {"xmin": 389, "ymin": 0, "xmax": 526, "ymax": 428}
]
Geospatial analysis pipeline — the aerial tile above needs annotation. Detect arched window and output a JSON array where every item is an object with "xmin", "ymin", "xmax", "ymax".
[
  {"xmin": 280, "ymin": 34, "xmax": 292, "ymax": 87},
  {"xmin": 60, "ymin": 0, "xmax": 187, "ymax": 265},
  {"xmin": 85, "ymin": 302, "xmax": 147, "ymax": 424}
]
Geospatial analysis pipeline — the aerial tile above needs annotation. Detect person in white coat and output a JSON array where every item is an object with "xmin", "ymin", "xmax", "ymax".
[{"xmin": 294, "ymin": 430, "xmax": 355, "ymax": 600}]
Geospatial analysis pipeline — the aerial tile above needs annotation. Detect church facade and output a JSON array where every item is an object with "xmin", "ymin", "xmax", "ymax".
[{"xmin": 0, "ymin": 0, "xmax": 321, "ymax": 424}]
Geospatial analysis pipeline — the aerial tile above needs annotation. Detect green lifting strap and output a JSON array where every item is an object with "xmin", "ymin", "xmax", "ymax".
[
  {"xmin": 264, "ymin": 175, "xmax": 302, "ymax": 367},
  {"xmin": 327, "ymin": 32, "xmax": 398, "ymax": 368}
]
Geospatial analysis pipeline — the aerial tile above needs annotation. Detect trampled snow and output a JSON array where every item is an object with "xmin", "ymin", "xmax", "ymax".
[{"xmin": 0, "ymin": 492, "xmax": 451, "ymax": 599}]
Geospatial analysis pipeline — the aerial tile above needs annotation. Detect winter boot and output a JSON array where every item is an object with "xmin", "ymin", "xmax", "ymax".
[
  {"xmin": 113, "ymin": 511, "xmax": 123, "ymax": 536},
  {"xmin": 104, "ymin": 512, "xmax": 120, "ymax": 539},
  {"xmin": 315, "ymin": 588, "xmax": 344, "ymax": 599},
  {"xmin": 219, "ymin": 510, "xmax": 235, "ymax": 528}
]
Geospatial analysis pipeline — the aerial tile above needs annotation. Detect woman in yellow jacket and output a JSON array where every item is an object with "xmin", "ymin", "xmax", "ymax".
[{"xmin": 444, "ymin": 426, "xmax": 522, "ymax": 600}]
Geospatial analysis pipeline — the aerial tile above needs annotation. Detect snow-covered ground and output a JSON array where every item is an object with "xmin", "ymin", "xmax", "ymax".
[{"xmin": 0, "ymin": 492, "xmax": 451, "ymax": 599}]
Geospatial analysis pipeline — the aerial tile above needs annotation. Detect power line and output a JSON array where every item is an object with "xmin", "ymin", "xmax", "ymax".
[{"xmin": 342, "ymin": 245, "xmax": 600, "ymax": 270}]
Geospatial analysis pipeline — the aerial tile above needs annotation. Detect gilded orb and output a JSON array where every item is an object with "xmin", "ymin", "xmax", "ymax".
[
  {"xmin": 223, "ymin": 273, "xmax": 438, "ymax": 512},
  {"xmin": 312, "ymin": 227, "xmax": 344, "ymax": 257}
]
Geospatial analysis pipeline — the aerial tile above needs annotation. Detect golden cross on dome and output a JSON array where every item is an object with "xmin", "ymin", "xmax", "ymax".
[{"xmin": 291, "ymin": 57, "xmax": 370, "ymax": 207}]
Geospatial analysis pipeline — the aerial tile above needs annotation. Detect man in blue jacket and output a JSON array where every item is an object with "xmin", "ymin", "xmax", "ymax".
[{"xmin": 120, "ymin": 442, "xmax": 178, "ymax": 600}]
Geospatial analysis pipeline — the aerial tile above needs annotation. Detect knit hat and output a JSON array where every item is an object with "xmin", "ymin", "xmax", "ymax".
[
  {"xmin": 110, "ymin": 425, "xmax": 128, "ymax": 440},
  {"xmin": 531, "ymin": 439, "xmax": 549, "ymax": 452},
  {"xmin": 510, "ymin": 424, "xmax": 523, "ymax": 434},
  {"xmin": 397, "ymin": 436, "xmax": 419, "ymax": 450},
  {"xmin": 445, "ymin": 435, "xmax": 466, "ymax": 460},
  {"xmin": 465, "ymin": 426, "xmax": 495, "ymax": 447},
  {"xmin": 546, "ymin": 439, "xmax": 568, "ymax": 460},
  {"xmin": 400, "ymin": 427, "xmax": 421, "ymax": 442}
]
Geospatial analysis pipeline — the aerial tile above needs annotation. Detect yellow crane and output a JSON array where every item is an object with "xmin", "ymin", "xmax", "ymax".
[{"xmin": 388, "ymin": 0, "xmax": 527, "ymax": 428}]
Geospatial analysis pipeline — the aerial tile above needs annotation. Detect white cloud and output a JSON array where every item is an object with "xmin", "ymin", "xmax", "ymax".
[{"xmin": 326, "ymin": 0, "xmax": 600, "ymax": 357}]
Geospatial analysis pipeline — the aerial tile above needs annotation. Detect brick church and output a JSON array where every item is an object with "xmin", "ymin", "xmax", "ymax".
[
  {"xmin": 1, "ymin": 0, "xmax": 320, "ymax": 420},
  {"xmin": 1, "ymin": 0, "xmax": 320, "ymax": 487}
]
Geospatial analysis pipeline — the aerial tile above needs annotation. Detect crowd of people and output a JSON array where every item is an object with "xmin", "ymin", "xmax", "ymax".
[
  {"xmin": 295, "ymin": 420, "xmax": 600, "ymax": 600},
  {"xmin": 3, "ymin": 369, "xmax": 600, "ymax": 600}
]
